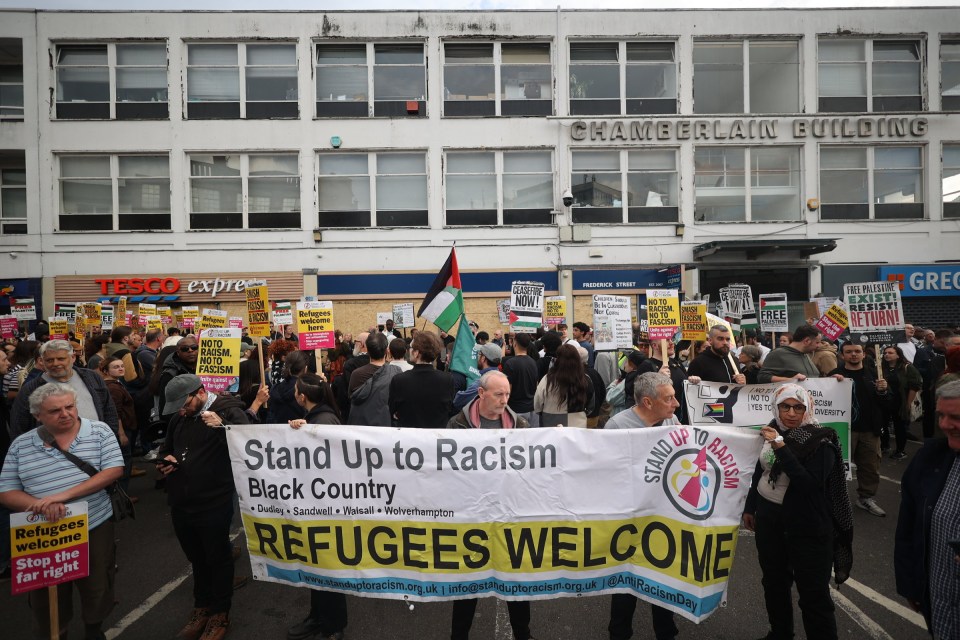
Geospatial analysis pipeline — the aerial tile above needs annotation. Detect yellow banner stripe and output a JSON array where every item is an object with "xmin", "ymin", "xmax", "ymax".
[{"xmin": 11, "ymin": 514, "xmax": 89, "ymax": 557}]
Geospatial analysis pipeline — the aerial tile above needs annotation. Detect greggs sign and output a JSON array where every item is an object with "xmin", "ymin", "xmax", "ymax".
[{"xmin": 96, "ymin": 277, "xmax": 249, "ymax": 298}]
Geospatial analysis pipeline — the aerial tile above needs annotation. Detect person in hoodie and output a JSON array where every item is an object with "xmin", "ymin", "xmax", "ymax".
[
  {"xmin": 446, "ymin": 371, "xmax": 533, "ymax": 640},
  {"xmin": 267, "ymin": 350, "xmax": 310, "ymax": 424},
  {"xmin": 156, "ymin": 374, "xmax": 250, "ymax": 640},
  {"xmin": 157, "ymin": 335, "xmax": 198, "ymax": 418},
  {"xmin": 348, "ymin": 334, "xmax": 401, "ymax": 427}
]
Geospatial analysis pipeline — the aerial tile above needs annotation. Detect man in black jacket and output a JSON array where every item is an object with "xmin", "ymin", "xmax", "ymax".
[
  {"xmin": 686, "ymin": 326, "xmax": 746, "ymax": 384},
  {"xmin": 389, "ymin": 331, "xmax": 456, "ymax": 429},
  {"xmin": 501, "ymin": 332, "xmax": 539, "ymax": 427},
  {"xmin": 157, "ymin": 374, "xmax": 250, "ymax": 640}
]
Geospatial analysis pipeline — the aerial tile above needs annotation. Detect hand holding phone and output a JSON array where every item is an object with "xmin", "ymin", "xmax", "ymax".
[{"xmin": 156, "ymin": 457, "xmax": 179, "ymax": 468}]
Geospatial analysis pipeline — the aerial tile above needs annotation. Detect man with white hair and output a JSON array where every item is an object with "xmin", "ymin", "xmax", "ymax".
[{"xmin": 10, "ymin": 339, "xmax": 118, "ymax": 438}]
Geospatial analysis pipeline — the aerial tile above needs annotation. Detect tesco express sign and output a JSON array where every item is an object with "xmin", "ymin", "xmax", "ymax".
[
  {"xmin": 96, "ymin": 277, "xmax": 248, "ymax": 298},
  {"xmin": 878, "ymin": 265, "xmax": 960, "ymax": 297}
]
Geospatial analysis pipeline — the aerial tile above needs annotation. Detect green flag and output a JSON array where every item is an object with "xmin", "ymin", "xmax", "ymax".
[{"xmin": 450, "ymin": 314, "xmax": 479, "ymax": 384}]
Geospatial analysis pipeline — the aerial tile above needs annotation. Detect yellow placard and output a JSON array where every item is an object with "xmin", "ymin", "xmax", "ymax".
[
  {"xmin": 245, "ymin": 281, "xmax": 271, "ymax": 338},
  {"xmin": 146, "ymin": 315, "xmax": 163, "ymax": 332},
  {"xmin": 115, "ymin": 297, "xmax": 127, "ymax": 326},
  {"xmin": 544, "ymin": 296, "xmax": 566, "ymax": 324},
  {"xmin": 645, "ymin": 289, "xmax": 680, "ymax": 340},
  {"xmin": 198, "ymin": 309, "xmax": 228, "ymax": 332},
  {"xmin": 196, "ymin": 328, "xmax": 242, "ymax": 393},
  {"xmin": 680, "ymin": 301, "xmax": 708, "ymax": 342},
  {"xmin": 824, "ymin": 303, "xmax": 849, "ymax": 329},
  {"xmin": 82, "ymin": 302, "xmax": 102, "ymax": 325},
  {"xmin": 48, "ymin": 317, "xmax": 70, "ymax": 339},
  {"xmin": 137, "ymin": 303, "xmax": 157, "ymax": 317}
]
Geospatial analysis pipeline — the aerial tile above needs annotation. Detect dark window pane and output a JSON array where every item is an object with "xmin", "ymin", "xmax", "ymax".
[
  {"xmin": 373, "ymin": 100, "xmax": 425, "ymax": 117},
  {"xmin": 820, "ymin": 203, "xmax": 869, "ymax": 220},
  {"xmin": 500, "ymin": 100, "xmax": 552, "ymax": 116},
  {"xmin": 119, "ymin": 214, "xmax": 170, "ymax": 231},
  {"xmin": 246, "ymin": 102, "xmax": 299, "ymax": 119},
  {"xmin": 116, "ymin": 102, "xmax": 168, "ymax": 120},
  {"xmin": 944, "ymin": 202, "xmax": 960, "ymax": 218},
  {"xmin": 444, "ymin": 100, "xmax": 495, "ymax": 116},
  {"xmin": 317, "ymin": 101, "xmax": 369, "ymax": 117},
  {"xmin": 874, "ymin": 203, "xmax": 924, "ymax": 219},
  {"xmin": 445, "ymin": 209, "xmax": 497, "ymax": 226},
  {"xmin": 628, "ymin": 206, "xmax": 678, "ymax": 223},
  {"xmin": 2, "ymin": 223, "xmax": 26, "ymax": 234},
  {"xmin": 58, "ymin": 214, "xmax": 112, "ymax": 231},
  {"xmin": 56, "ymin": 102, "xmax": 109, "ymax": 119},
  {"xmin": 250, "ymin": 211, "xmax": 301, "ymax": 228},
  {"xmin": 187, "ymin": 102, "xmax": 240, "ymax": 119},
  {"xmin": 572, "ymin": 208, "xmax": 622, "ymax": 223},
  {"xmin": 818, "ymin": 96, "xmax": 867, "ymax": 113},
  {"xmin": 190, "ymin": 213, "xmax": 242, "ymax": 229},
  {"xmin": 873, "ymin": 96, "xmax": 922, "ymax": 112},
  {"xmin": 626, "ymin": 98, "xmax": 676, "ymax": 115},
  {"xmin": 375, "ymin": 210, "xmax": 428, "ymax": 227},
  {"xmin": 317, "ymin": 210, "xmax": 371, "ymax": 227},
  {"xmin": 503, "ymin": 209, "xmax": 553, "ymax": 225},
  {"xmin": 570, "ymin": 99, "xmax": 620, "ymax": 115},
  {"xmin": 944, "ymin": 96, "xmax": 960, "ymax": 111}
]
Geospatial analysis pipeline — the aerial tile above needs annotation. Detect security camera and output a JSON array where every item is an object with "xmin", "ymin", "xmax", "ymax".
[{"xmin": 561, "ymin": 189, "xmax": 574, "ymax": 208}]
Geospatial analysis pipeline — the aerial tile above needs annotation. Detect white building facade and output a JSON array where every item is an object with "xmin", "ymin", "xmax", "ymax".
[{"xmin": 1, "ymin": 8, "xmax": 958, "ymax": 328}]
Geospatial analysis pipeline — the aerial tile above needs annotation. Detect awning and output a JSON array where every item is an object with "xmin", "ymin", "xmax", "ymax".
[{"xmin": 693, "ymin": 239, "xmax": 837, "ymax": 261}]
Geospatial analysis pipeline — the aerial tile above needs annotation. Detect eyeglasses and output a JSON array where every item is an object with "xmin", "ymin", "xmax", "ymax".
[
  {"xmin": 778, "ymin": 403, "xmax": 805, "ymax": 414},
  {"xmin": 178, "ymin": 345, "xmax": 199, "ymax": 352}
]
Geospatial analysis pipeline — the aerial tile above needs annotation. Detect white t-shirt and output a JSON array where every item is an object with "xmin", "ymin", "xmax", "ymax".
[{"xmin": 897, "ymin": 341, "xmax": 917, "ymax": 364}]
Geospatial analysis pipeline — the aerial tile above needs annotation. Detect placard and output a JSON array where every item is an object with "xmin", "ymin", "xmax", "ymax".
[
  {"xmin": 100, "ymin": 304, "xmax": 114, "ymax": 331},
  {"xmin": 645, "ymin": 289, "xmax": 680, "ymax": 341},
  {"xmin": 11, "ymin": 297, "xmax": 37, "ymax": 321},
  {"xmin": 137, "ymin": 302, "xmax": 157, "ymax": 318},
  {"xmin": 680, "ymin": 301, "xmax": 708, "ymax": 342},
  {"xmin": 544, "ymin": 296, "xmax": 566, "ymax": 326},
  {"xmin": 758, "ymin": 293, "xmax": 789, "ymax": 333},
  {"xmin": 510, "ymin": 281, "xmax": 545, "ymax": 333},
  {"xmin": 815, "ymin": 302, "xmax": 849, "ymax": 342},
  {"xmin": 229, "ymin": 317, "xmax": 244, "ymax": 329},
  {"xmin": 114, "ymin": 297, "xmax": 127, "ymax": 327},
  {"xmin": 843, "ymin": 281, "xmax": 905, "ymax": 344},
  {"xmin": 296, "ymin": 301, "xmax": 335, "ymax": 350},
  {"xmin": 272, "ymin": 301, "xmax": 293, "ymax": 326},
  {"xmin": 376, "ymin": 312, "xmax": 393, "ymax": 327},
  {"xmin": 10, "ymin": 502, "xmax": 89, "ymax": 596},
  {"xmin": 197, "ymin": 327, "xmax": 242, "ymax": 394},
  {"xmin": 54, "ymin": 303, "xmax": 77, "ymax": 324},
  {"xmin": 82, "ymin": 302, "xmax": 102, "ymax": 328},
  {"xmin": 157, "ymin": 305, "xmax": 173, "ymax": 324},
  {"xmin": 245, "ymin": 280, "xmax": 271, "ymax": 338},
  {"xmin": 496, "ymin": 299, "xmax": 511, "ymax": 325},
  {"xmin": 392, "ymin": 303, "xmax": 415, "ymax": 329},
  {"xmin": 146, "ymin": 315, "xmax": 163, "ymax": 332},
  {"xmin": 198, "ymin": 308, "xmax": 228, "ymax": 333},
  {"xmin": 592, "ymin": 295, "xmax": 632, "ymax": 350},
  {"xmin": 48, "ymin": 317, "xmax": 70, "ymax": 341},
  {"xmin": 0, "ymin": 315, "xmax": 18, "ymax": 339},
  {"xmin": 718, "ymin": 284, "xmax": 753, "ymax": 321}
]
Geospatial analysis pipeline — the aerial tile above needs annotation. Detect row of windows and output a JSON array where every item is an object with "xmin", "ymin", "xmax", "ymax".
[
  {"xmin": 1, "ymin": 146, "xmax": 953, "ymax": 234},
  {"xmin": 24, "ymin": 37, "xmax": 960, "ymax": 122}
]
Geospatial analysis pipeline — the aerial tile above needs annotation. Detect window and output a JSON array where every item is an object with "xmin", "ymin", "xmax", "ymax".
[
  {"xmin": 943, "ymin": 145, "xmax": 960, "ymax": 218},
  {"xmin": 0, "ymin": 38, "xmax": 24, "ymax": 121},
  {"xmin": 570, "ymin": 41, "xmax": 677, "ymax": 116},
  {"xmin": 186, "ymin": 43, "xmax": 297, "ymax": 119},
  {"xmin": 942, "ymin": 40, "xmax": 960, "ymax": 110},
  {"xmin": 571, "ymin": 149, "xmax": 678, "ymax": 224},
  {"xmin": 818, "ymin": 38, "xmax": 923, "ymax": 112},
  {"xmin": 315, "ymin": 42, "xmax": 425, "ymax": 117},
  {"xmin": 0, "ymin": 154, "xmax": 26, "ymax": 234},
  {"xmin": 445, "ymin": 150, "xmax": 553, "ymax": 226},
  {"xmin": 190, "ymin": 154, "xmax": 299, "ymax": 229},
  {"xmin": 317, "ymin": 152, "xmax": 426, "ymax": 228},
  {"xmin": 693, "ymin": 40, "xmax": 799, "ymax": 114},
  {"xmin": 56, "ymin": 43, "xmax": 167, "ymax": 120},
  {"xmin": 819, "ymin": 146, "xmax": 924, "ymax": 220},
  {"xmin": 443, "ymin": 42, "xmax": 552, "ymax": 117},
  {"xmin": 58, "ymin": 154, "xmax": 170, "ymax": 231},
  {"xmin": 694, "ymin": 147, "xmax": 801, "ymax": 222}
]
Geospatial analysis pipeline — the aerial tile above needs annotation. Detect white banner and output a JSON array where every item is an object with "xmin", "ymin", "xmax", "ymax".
[
  {"xmin": 227, "ymin": 424, "xmax": 762, "ymax": 623},
  {"xmin": 593, "ymin": 295, "xmax": 633, "ymax": 350}
]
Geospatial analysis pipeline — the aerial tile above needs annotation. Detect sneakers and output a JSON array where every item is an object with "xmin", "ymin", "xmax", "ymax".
[
  {"xmin": 890, "ymin": 451, "xmax": 907, "ymax": 460},
  {"xmin": 200, "ymin": 613, "xmax": 229, "ymax": 640},
  {"xmin": 287, "ymin": 618, "xmax": 324, "ymax": 640},
  {"xmin": 143, "ymin": 447, "xmax": 160, "ymax": 461},
  {"xmin": 176, "ymin": 608, "xmax": 211, "ymax": 640},
  {"xmin": 856, "ymin": 497, "xmax": 887, "ymax": 517}
]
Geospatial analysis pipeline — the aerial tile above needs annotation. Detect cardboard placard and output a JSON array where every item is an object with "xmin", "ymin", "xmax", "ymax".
[{"xmin": 296, "ymin": 301, "xmax": 335, "ymax": 350}]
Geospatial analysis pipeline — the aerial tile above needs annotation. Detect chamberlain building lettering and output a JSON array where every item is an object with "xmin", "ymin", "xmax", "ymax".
[{"xmin": 570, "ymin": 117, "xmax": 929, "ymax": 142}]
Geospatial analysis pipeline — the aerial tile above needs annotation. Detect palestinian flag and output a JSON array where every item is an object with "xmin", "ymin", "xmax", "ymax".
[
  {"xmin": 417, "ymin": 247, "xmax": 464, "ymax": 332},
  {"xmin": 450, "ymin": 314, "xmax": 480, "ymax": 384}
]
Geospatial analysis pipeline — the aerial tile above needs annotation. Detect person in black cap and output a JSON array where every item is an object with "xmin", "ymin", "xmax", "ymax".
[
  {"xmin": 452, "ymin": 342, "xmax": 503, "ymax": 411},
  {"xmin": 156, "ymin": 374, "xmax": 249, "ymax": 640}
]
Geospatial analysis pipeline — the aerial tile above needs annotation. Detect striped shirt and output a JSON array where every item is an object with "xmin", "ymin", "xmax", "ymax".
[{"xmin": 0, "ymin": 418, "xmax": 124, "ymax": 529}]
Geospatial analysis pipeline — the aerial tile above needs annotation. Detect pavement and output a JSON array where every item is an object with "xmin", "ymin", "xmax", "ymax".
[{"xmin": 0, "ymin": 437, "xmax": 933, "ymax": 640}]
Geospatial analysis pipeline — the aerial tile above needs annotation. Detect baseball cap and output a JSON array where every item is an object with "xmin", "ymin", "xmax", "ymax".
[
  {"xmin": 478, "ymin": 342, "xmax": 503, "ymax": 364},
  {"xmin": 163, "ymin": 374, "xmax": 203, "ymax": 415}
]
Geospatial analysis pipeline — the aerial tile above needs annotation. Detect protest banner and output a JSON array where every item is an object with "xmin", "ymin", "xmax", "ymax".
[
  {"xmin": 157, "ymin": 305, "xmax": 173, "ymax": 325},
  {"xmin": 843, "ymin": 281, "xmax": 905, "ymax": 346},
  {"xmin": 10, "ymin": 502, "xmax": 89, "ymax": 596},
  {"xmin": 100, "ymin": 305, "xmax": 114, "ymax": 331},
  {"xmin": 646, "ymin": 289, "xmax": 680, "ymax": 342},
  {"xmin": 198, "ymin": 308, "xmax": 228, "ymax": 332},
  {"xmin": 815, "ymin": 302, "xmax": 849, "ymax": 342},
  {"xmin": 81, "ymin": 303, "xmax": 102, "ymax": 331},
  {"xmin": 758, "ymin": 294, "xmax": 789, "ymax": 335},
  {"xmin": 11, "ymin": 297, "xmax": 37, "ymax": 321},
  {"xmin": 392, "ymin": 303, "xmax": 415, "ymax": 329},
  {"xmin": 544, "ymin": 296, "xmax": 566, "ymax": 326},
  {"xmin": 54, "ymin": 303, "xmax": 77, "ymax": 324},
  {"xmin": 197, "ymin": 327, "xmax": 242, "ymax": 394},
  {"xmin": 296, "ymin": 301, "xmax": 335, "ymax": 350},
  {"xmin": 684, "ymin": 378, "xmax": 852, "ymax": 476},
  {"xmin": 592, "ymin": 295, "xmax": 632, "ymax": 350},
  {"xmin": 272, "ymin": 301, "xmax": 293, "ymax": 327},
  {"xmin": 146, "ymin": 315, "xmax": 163, "ymax": 332},
  {"xmin": 376, "ymin": 312, "xmax": 393, "ymax": 328},
  {"xmin": 680, "ymin": 301, "xmax": 708, "ymax": 342},
  {"xmin": 226, "ymin": 424, "xmax": 761, "ymax": 623},
  {"xmin": 114, "ymin": 297, "xmax": 127, "ymax": 326},
  {"xmin": 718, "ymin": 285, "xmax": 752, "ymax": 322},
  {"xmin": 181, "ymin": 306, "xmax": 199, "ymax": 330},
  {"xmin": 48, "ymin": 317, "xmax": 70, "ymax": 340},
  {"xmin": 0, "ymin": 315, "xmax": 19, "ymax": 339},
  {"xmin": 244, "ymin": 280, "xmax": 271, "ymax": 338},
  {"xmin": 137, "ymin": 302, "xmax": 157, "ymax": 318},
  {"xmin": 229, "ymin": 317, "xmax": 244, "ymax": 329},
  {"xmin": 496, "ymin": 299, "xmax": 511, "ymax": 325},
  {"xmin": 509, "ymin": 281, "xmax": 544, "ymax": 333}
]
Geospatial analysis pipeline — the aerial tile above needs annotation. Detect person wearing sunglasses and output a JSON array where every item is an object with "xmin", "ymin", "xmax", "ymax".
[
  {"xmin": 156, "ymin": 336, "xmax": 199, "ymax": 420},
  {"xmin": 742, "ymin": 383, "xmax": 853, "ymax": 640}
]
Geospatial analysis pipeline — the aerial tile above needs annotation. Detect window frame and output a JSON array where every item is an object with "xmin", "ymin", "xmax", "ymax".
[
  {"xmin": 817, "ymin": 37, "xmax": 925, "ymax": 113},
  {"xmin": 55, "ymin": 41, "xmax": 168, "ymax": 120},
  {"xmin": 316, "ymin": 151, "xmax": 429, "ymax": 229},
  {"xmin": 569, "ymin": 40, "xmax": 678, "ymax": 116},
  {"xmin": 818, "ymin": 144, "xmax": 926, "ymax": 221},
  {"xmin": 314, "ymin": 41, "xmax": 427, "ymax": 118},
  {"xmin": 940, "ymin": 37, "xmax": 960, "ymax": 111},
  {"xmin": 0, "ymin": 38, "xmax": 24, "ymax": 121},
  {"xmin": 185, "ymin": 41, "xmax": 299, "ymax": 120},
  {"xmin": 57, "ymin": 153, "xmax": 171, "ymax": 232},
  {"xmin": 692, "ymin": 38, "xmax": 802, "ymax": 115},
  {"xmin": 0, "ymin": 163, "xmax": 27, "ymax": 235},
  {"xmin": 943, "ymin": 143, "xmax": 960, "ymax": 219}
]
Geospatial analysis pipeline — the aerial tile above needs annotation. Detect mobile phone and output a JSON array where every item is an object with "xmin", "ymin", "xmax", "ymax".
[{"xmin": 155, "ymin": 458, "xmax": 180, "ymax": 467}]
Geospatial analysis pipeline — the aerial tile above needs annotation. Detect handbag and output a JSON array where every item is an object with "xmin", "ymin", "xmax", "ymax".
[{"xmin": 38, "ymin": 427, "xmax": 136, "ymax": 522}]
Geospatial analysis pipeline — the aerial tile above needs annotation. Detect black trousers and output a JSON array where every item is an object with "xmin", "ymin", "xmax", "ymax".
[
  {"xmin": 755, "ymin": 498, "xmax": 837, "ymax": 640},
  {"xmin": 309, "ymin": 589, "xmax": 348, "ymax": 635},
  {"xmin": 172, "ymin": 502, "xmax": 235, "ymax": 615},
  {"xmin": 608, "ymin": 593, "xmax": 678, "ymax": 640},
  {"xmin": 451, "ymin": 599, "xmax": 530, "ymax": 640}
]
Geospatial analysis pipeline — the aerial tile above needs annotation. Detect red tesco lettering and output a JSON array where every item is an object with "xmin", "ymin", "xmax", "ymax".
[{"xmin": 95, "ymin": 278, "xmax": 180, "ymax": 295}]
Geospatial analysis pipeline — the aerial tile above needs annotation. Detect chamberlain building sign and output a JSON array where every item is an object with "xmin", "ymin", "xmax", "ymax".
[
  {"xmin": 879, "ymin": 265, "xmax": 960, "ymax": 297},
  {"xmin": 571, "ymin": 117, "xmax": 928, "ymax": 142}
]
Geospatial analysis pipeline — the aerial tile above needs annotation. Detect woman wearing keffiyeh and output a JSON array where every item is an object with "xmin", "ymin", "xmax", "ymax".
[{"xmin": 742, "ymin": 383, "xmax": 853, "ymax": 640}]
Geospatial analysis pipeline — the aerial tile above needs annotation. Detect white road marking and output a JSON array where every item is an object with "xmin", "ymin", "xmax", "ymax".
[
  {"xmin": 833, "ymin": 588, "xmax": 896, "ymax": 640},
  {"xmin": 106, "ymin": 528, "xmax": 243, "ymax": 639},
  {"xmin": 494, "ymin": 598, "xmax": 512, "ymax": 639},
  {"xmin": 880, "ymin": 474, "xmax": 902, "ymax": 486},
  {"xmin": 843, "ymin": 577, "xmax": 928, "ymax": 630}
]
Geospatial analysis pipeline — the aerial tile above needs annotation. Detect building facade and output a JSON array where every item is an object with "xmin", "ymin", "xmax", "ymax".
[{"xmin": 1, "ymin": 8, "xmax": 958, "ymax": 331}]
